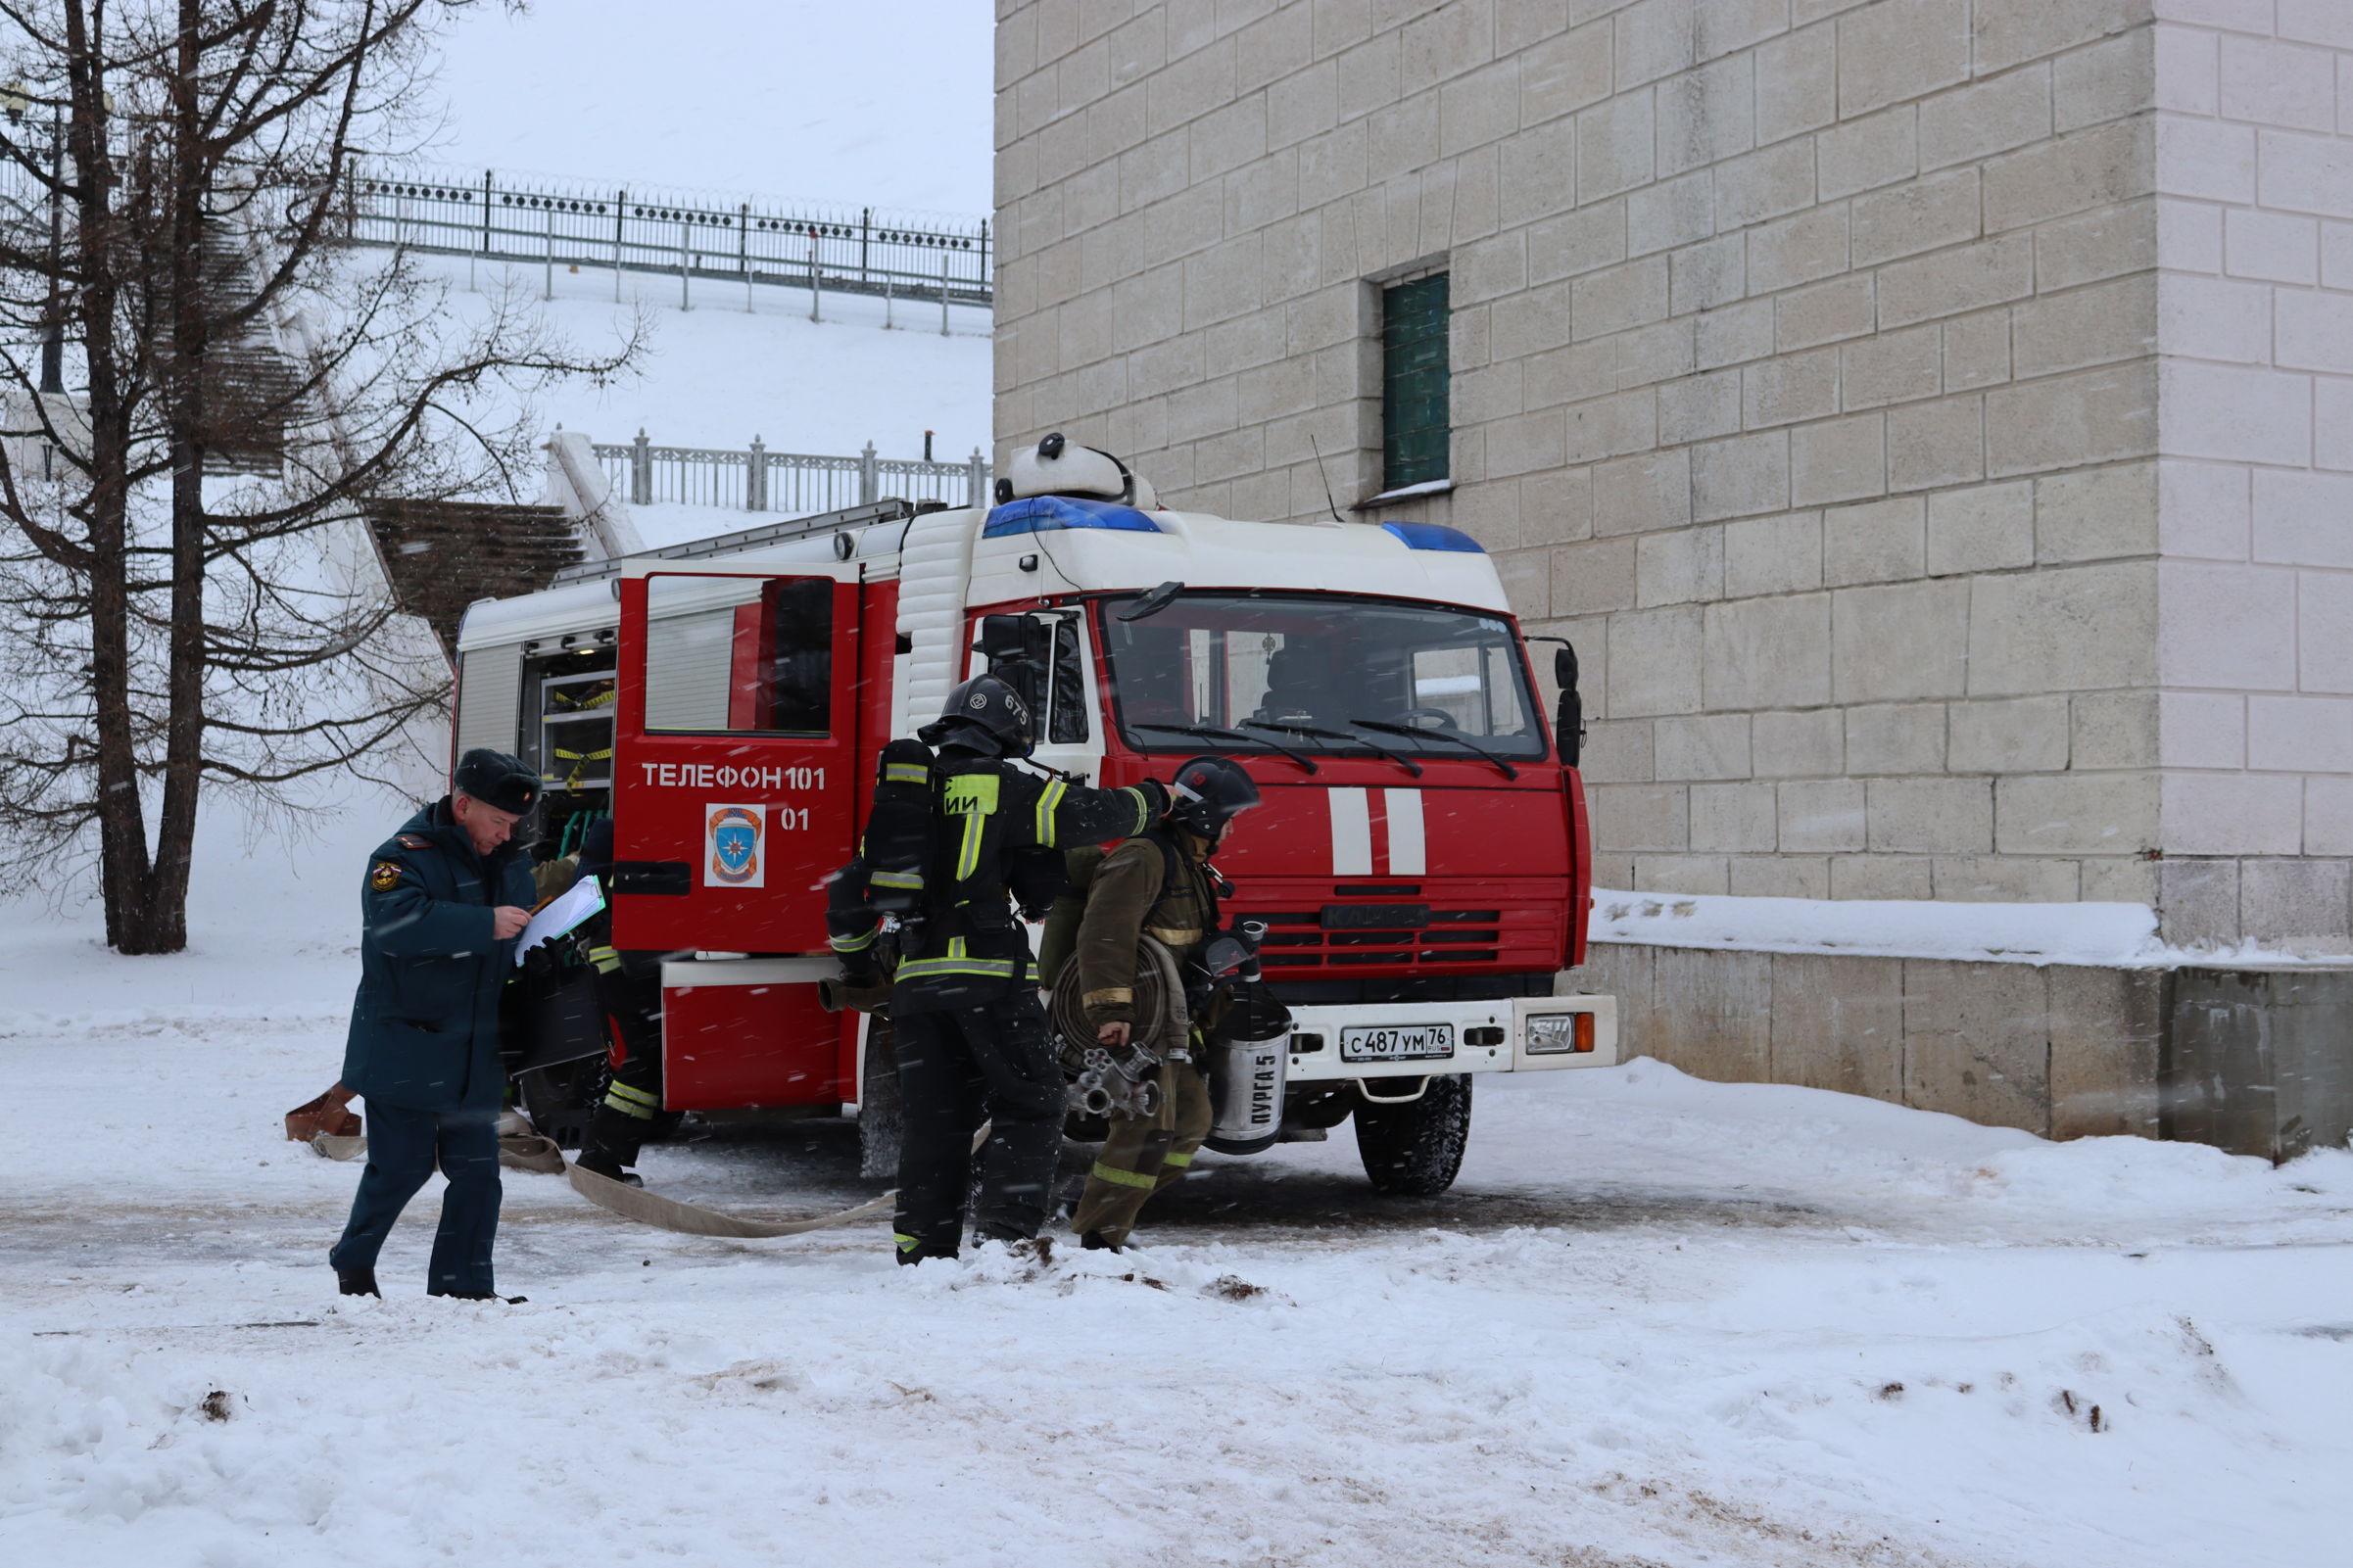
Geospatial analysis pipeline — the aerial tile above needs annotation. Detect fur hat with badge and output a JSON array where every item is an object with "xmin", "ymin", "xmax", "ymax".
[{"xmin": 454, "ymin": 747, "xmax": 540, "ymax": 815}]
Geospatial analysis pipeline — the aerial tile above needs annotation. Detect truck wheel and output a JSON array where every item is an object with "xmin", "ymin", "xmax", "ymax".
[
  {"xmin": 1354, "ymin": 1074, "xmax": 1472, "ymax": 1197},
  {"xmin": 858, "ymin": 1018, "xmax": 903, "ymax": 1181}
]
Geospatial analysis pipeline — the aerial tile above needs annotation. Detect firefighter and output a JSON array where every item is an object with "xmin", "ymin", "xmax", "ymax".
[
  {"xmin": 1062, "ymin": 755, "xmax": 1261, "ymax": 1252},
  {"xmin": 854, "ymin": 673, "xmax": 1169, "ymax": 1264},
  {"xmin": 329, "ymin": 749, "xmax": 540, "ymax": 1301},
  {"xmin": 568, "ymin": 819, "xmax": 671, "ymax": 1187}
]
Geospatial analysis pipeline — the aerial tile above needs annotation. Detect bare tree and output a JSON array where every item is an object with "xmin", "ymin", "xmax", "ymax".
[{"xmin": 0, "ymin": 1, "xmax": 634, "ymax": 952}]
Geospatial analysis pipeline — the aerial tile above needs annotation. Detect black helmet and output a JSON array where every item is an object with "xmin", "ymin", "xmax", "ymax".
[
  {"xmin": 918, "ymin": 673, "xmax": 1034, "ymax": 757},
  {"xmin": 1167, "ymin": 755, "xmax": 1259, "ymax": 837}
]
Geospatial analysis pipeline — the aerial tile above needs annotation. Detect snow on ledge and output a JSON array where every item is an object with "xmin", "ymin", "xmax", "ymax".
[{"xmin": 1586, "ymin": 888, "xmax": 2353, "ymax": 970}]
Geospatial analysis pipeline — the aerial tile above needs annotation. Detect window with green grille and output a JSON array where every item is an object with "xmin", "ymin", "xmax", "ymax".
[{"xmin": 1381, "ymin": 272, "xmax": 1451, "ymax": 491}]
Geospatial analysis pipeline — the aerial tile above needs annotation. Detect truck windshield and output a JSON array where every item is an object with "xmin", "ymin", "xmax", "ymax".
[{"xmin": 1100, "ymin": 591, "xmax": 1546, "ymax": 761}]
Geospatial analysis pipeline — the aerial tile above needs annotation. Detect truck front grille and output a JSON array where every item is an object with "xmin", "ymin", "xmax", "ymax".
[{"xmin": 1246, "ymin": 903, "xmax": 1546, "ymax": 973}]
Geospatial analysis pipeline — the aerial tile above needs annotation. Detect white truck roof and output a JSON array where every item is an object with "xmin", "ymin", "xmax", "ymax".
[{"xmin": 455, "ymin": 499, "xmax": 1513, "ymax": 658}]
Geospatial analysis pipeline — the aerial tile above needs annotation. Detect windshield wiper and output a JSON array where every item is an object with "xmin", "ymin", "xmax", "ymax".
[
  {"xmin": 1240, "ymin": 719, "xmax": 1422, "ymax": 778},
  {"xmin": 1348, "ymin": 716, "xmax": 1520, "ymax": 780},
  {"xmin": 1129, "ymin": 722, "xmax": 1319, "ymax": 775}
]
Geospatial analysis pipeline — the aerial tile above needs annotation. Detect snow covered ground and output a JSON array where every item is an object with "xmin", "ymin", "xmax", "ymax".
[
  {"xmin": 5, "ymin": 881, "xmax": 2351, "ymax": 1567},
  {"xmin": 423, "ymin": 250, "xmax": 993, "ymax": 469}
]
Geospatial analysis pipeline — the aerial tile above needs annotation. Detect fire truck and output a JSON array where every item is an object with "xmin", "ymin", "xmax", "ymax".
[{"xmin": 451, "ymin": 442, "xmax": 1617, "ymax": 1194}]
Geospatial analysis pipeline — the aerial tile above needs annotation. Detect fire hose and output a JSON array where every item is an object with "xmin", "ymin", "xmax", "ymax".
[
  {"xmin": 1047, "ymin": 935, "xmax": 1187, "ymax": 1120},
  {"xmin": 286, "ymin": 1090, "xmax": 934, "ymax": 1239},
  {"xmin": 281, "ymin": 939, "xmax": 1201, "ymax": 1234}
]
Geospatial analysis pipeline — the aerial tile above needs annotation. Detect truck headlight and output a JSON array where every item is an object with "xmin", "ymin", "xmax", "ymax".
[{"xmin": 1523, "ymin": 1012, "xmax": 1595, "ymax": 1055}]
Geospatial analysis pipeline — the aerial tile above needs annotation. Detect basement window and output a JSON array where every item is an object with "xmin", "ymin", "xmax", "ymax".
[{"xmin": 1381, "ymin": 271, "xmax": 1451, "ymax": 492}]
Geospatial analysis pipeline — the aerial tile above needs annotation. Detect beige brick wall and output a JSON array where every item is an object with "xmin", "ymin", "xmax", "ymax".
[
  {"xmin": 2145, "ymin": 2, "xmax": 2353, "ymax": 951},
  {"xmin": 993, "ymin": 0, "xmax": 2352, "ymax": 951}
]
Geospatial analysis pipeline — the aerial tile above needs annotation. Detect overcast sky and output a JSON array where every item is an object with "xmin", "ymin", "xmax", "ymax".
[{"xmin": 421, "ymin": 0, "xmax": 995, "ymax": 217}]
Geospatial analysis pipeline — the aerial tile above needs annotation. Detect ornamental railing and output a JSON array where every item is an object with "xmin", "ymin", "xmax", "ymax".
[
  {"xmin": 344, "ymin": 164, "xmax": 991, "ymax": 309},
  {"xmin": 595, "ymin": 432, "xmax": 990, "ymax": 514}
]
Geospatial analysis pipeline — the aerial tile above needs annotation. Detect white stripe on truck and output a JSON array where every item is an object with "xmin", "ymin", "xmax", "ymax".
[
  {"xmin": 1384, "ymin": 787, "xmax": 1426, "ymax": 876},
  {"xmin": 1328, "ymin": 787, "xmax": 1371, "ymax": 876}
]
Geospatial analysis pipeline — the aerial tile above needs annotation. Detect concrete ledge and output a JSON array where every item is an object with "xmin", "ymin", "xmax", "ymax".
[
  {"xmin": 2166, "ymin": 969, "xmax": 2353, "ymax": 1164},
  {"xmin": 1565, "ymin": 944, "xmax": 2353, "ymax": 1160}
]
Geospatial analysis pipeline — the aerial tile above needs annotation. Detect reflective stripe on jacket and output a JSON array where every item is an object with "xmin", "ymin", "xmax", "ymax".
[{"xmin": 888, "ymin": 752, "xmax": 1158, "ymax": 1014}]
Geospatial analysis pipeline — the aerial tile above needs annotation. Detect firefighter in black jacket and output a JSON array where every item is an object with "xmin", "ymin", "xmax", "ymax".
[{"xmin": 847, "ymin": 673, "xmax": 1167, "ymax": 1263}]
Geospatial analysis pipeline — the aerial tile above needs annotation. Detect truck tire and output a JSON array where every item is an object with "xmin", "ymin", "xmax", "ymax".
[
  {"xmin": 1354, "ymin": 1074, "xmax": 1471, "ymax": 1197},
  {"xmin": 857, "ymin": 1018, "xmax": 903, "ymax": 1181}
]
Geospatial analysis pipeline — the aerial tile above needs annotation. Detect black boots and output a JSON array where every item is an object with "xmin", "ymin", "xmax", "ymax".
[
  {"xmin": 574, "ymin": 1150, "xmax": 644, "ymax": 1187},
  {"xmin": 1080, "ymin": 1230, "xmax": 1122, "ymax": 1253},
  {"xmin": 577, "ymin": 1109, "xmax": 648, "ymax": 1187},
  {"xmin": 341, "ymin": 1262, "xmax": 523, "ymax": 1303}
]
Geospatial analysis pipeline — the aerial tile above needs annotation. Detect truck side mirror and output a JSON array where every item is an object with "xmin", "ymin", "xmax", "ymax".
[
  {"xmin": 974, "ymin": 613, "xmax": 1052, "ymax": 712},
  {"xmin": 1554, "ymin": 643, "xmax": 1584, "ymax": 769}
]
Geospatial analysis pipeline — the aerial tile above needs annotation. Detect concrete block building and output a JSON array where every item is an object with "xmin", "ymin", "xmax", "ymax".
[{"xmin": 992, "ymin": 0, "xmax": 2353, "ymax": 1154}]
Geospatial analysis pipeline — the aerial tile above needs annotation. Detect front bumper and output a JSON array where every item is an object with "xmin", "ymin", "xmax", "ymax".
[{"xmin": 1282, "ymin": 993, "xmax": 1618, "ymax": 1082}]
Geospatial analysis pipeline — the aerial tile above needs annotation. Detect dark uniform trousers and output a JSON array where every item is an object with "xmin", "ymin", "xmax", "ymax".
[
  {"xmin": 579, "ymin": 941, "xmax": 666, "ymax": 1169},
  {"xmin": 328, "ymin": 1102, "xmax": 503, "ymax": 1296},
  {"xmin": 892, "ymin": 991, "xmax": 1065, "ymax": 1259}
]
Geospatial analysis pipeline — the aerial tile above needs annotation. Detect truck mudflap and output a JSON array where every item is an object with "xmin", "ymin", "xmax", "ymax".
[{"xmin": 1281, "ymin": 993, "xmax": 1617, "ymax": 1083}]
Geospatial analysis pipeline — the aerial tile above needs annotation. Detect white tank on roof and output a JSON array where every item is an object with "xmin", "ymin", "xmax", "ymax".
[{"xmin": 997, "ymin": 432, "xmax": 1159, "ymax": 511}]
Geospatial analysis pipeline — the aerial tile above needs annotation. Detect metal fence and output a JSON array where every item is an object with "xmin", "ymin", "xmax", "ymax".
[
  {"xmin": 346, "ymin": 164, "xmax": 991, "ymax": 309},
  {"xmin": 597, "ymin": 433, "xmax": 990, "ymax": 514}
]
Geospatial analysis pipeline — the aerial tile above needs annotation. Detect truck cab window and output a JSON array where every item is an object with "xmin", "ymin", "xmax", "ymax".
[
  {"xmin": 642, "ymin": 574, "xmax": 832, "ymax": 735},
  {"xmin": 1048, "ymin": 616, "xmax": 1088, "ymax": 744},
  {"xmin": 1101, "ymin": 590, "xmax": 1543, "ymax": 760}
]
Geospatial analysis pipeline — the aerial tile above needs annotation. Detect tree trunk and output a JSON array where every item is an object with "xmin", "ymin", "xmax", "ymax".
[
  {"xmin": 129, "ymin": 0, "xmax": 216, "ymax": 957},
  {"xmin": 65, "ymin": 0, "xmax": 157, "ymax": 952}
]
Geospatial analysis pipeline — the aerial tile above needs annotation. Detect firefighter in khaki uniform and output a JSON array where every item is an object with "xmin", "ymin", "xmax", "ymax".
[{"xmin": 1063, "ymin": 755, "xmax": 1260, "ymax": 1253}]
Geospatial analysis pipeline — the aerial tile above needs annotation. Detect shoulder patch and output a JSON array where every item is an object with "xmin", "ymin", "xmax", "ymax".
[
  {"xmin": 396, "ymin": 833, "xmax": 432, "ymax": 849},
  {"xmin": 369, "ymin": 861, "xmax": 404, "ymax": 892}
]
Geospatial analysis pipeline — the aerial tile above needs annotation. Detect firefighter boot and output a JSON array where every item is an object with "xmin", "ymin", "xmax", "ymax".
[
  {"xmin": 336, "ymin": 1266, "xmax": 380, "ymax": 1298},
  {"xmin": 576, "ymin": 1105, "xmax": 648, "ymax": 1188}
]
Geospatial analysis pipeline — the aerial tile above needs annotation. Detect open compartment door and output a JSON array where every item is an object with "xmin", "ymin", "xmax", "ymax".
[{"xmin": 611, "ymin": 571, "xmax": 859, "ymax": 954}]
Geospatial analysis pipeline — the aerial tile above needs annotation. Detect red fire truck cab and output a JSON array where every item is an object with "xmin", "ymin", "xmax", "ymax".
[{"xmin": 451, "ymin": 453, "xmax": 1617, "ymax": 1190}]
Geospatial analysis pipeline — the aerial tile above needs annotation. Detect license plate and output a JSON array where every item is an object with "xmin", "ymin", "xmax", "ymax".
[{"xmin": 1339, "ymin": 1022, "xmax": 1456, "ymax": 1062}]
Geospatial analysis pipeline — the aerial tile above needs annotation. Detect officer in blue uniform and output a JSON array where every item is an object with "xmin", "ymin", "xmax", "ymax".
[{"xmin": 328, "ymin": 749, "xmax": 541, "ymax": 1301}]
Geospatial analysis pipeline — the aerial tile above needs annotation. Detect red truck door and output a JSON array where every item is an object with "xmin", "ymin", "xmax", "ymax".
[{"xmin": 610, "ymin": 569, "xmax": 861, "ymax": 954}]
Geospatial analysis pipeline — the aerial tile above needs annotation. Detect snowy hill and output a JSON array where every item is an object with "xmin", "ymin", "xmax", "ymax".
[{"xmin": 424, "ymin": 248, "xmax": 993, "ymax": 463}]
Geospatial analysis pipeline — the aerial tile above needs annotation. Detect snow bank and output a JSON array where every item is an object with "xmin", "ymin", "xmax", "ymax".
[
  {"xmin": 425, "ymin": 254, "xmax": 992, "ymax": 462},
  {"xmin": 1588, "ymin": 886, "xmax": 2353, "ymax": 967}
]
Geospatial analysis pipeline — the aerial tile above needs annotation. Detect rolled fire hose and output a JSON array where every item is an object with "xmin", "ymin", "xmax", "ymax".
[{"xmin": 1048, "ymin": 936, "xmax": 1188, "ymax": 1113}]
